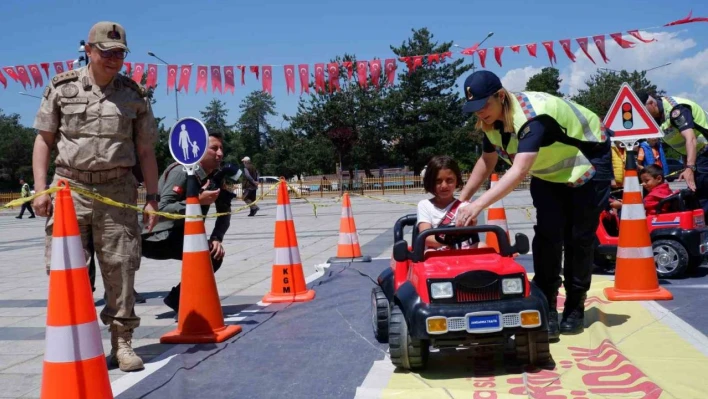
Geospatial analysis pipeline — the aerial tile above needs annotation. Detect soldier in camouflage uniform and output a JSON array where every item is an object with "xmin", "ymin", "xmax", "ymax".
[{"xmin": 31, "ymin": 21, "xmax": 159, "ymax": 372}]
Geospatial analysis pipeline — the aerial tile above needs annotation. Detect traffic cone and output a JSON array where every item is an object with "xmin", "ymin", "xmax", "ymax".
[
  {"xmin": 327, "ymin": 192, "xmax": 372, "ymax": 263},
  {"xmin": 161, "ymin": 174, "xmax": 242, "ymax": 344},
  {"xmin": 485, "ymin": 174, "xmax": 510, "ymax": 252},
  {"xmin": 262, "ymin": 179, "xmax": 316, "ymax": 303},
  {"xmin": 41, "ymin": 179, "xmax": 113, "ymax": 399},
  {"xmin": 604, "ymin": 165, "xmax": 673, "ymax": 301}
]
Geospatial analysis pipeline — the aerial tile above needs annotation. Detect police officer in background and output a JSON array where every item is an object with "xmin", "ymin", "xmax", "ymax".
[
  {"xmin": 639, "ymin": 92, "xmax": 708, "ymax": 219},
  {"xmin": 455, "ymin": 71, "xmax": 612, "ymax": 340},
  {"xmin": 32, "ymin": 21, "xmax": 159, "ymax": 372},
  {"xmin": 142, "ymin": 131, "xmax": 234, "ymax": 314}
]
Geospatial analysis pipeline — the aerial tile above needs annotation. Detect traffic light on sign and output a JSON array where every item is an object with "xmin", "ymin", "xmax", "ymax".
[{"xmin": 622, "ymin": 102, "xmax": 633, "ymax": 129}]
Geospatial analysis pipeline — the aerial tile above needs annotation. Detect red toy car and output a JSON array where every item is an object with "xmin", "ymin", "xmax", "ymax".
[
  {"xmin": 595, "ymin": 188, "xmax": 708, "ymax": 278},
  {"xmin": 372, "ymin": 214, "xmax": 553, "ymax": 371}
]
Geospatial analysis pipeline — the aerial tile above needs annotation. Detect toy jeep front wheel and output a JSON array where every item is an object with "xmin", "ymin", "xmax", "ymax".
[
  {"xmin": 372, "ymin": 286, "xmax": 390, "ymax": 343},
  {"xmin": 515, "ymin": 330, "xmax": 552, "ymax": 367},
  {"xmin": 389, "ymin": 305, "xmax": 428, "ymax": 370},
  {"xmin": 653, "ymin": 239, "xmax": 689, "ymax": 278}
]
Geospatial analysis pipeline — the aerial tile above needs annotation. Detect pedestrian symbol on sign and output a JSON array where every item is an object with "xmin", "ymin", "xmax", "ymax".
[{"xmin": 168, "ymin": 117, "xmax": 209, "ymax": 170}]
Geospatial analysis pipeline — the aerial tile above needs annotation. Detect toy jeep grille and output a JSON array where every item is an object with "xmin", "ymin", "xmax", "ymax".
[{"xmin": 454, "ymin": 270, "xmax": 501, "ymax": 303}]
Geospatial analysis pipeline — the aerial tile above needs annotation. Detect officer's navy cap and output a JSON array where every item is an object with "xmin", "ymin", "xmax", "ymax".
[{"xmin": 462, "ymin": 70, "xmax": 503, "ymax": 113}]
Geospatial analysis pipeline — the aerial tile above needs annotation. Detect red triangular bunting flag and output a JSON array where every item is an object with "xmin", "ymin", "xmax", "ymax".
[
  {"xmin": 384, "ymin": 59, "xmax": 396, "ymax": 86},
  {"xmin": 167, "ymin": 65, "xmax": 178, "ymax": 93},
  {"xmin": 559, "ymin": 39, "xmax": 576, "ymax": 62},
  {"xmin": 298, "ymin": 64, "xmax": 309, "ymax": 94},
  {"xmin": 28, "ymin": 64, "xmax": 43, "ymax": 87},
  {"xmin": 342, "ymin": 61, "xmax": 353, "ymax": 80},
  {"xmin": 284, "ymin": 65, "xmax": 295, "ymax": 94},
  {"xmin": 0, "ymin": 70, "xmax": 6, "ymax": 89},
  {"xmin": 327, "ymin": 63, "xmax": 340, "ymax": 92},
  {"xmin": 627, "ymin": 30, "xmax": 656, "ymax": 43},
  {"xmin": 3, "ymin": 67, "xmax": 18, "ymax": 82},
  {"xmin": 146, "ymin": 64, "xmax": 158, "ymax": 89},
  {"xmin": 461, "ymin": 43, "xmax": 479, "ymax": 55},
  {"xmin": 370, "ymin": 60, "xmax": 382, "ymax": 87},
  {"xmin": 15, "ymin": 66, "xmax": 31, "ymax": 89},
  {"xmin": 51, "ymin": 62, "xmax": 64, "ymax": 75},
  {"xmin": 224, "ymin": 66, "xmax": 235, "ymax": 94},
  {"xmin": 123, "ymin": 62, "xmax": 131, "ymax": 76},
  {"xmin": 132, "ymin": 63, "xmax": 145, "ymax": 83},
  {"xmin": 610, "ymin": 33, "xmax": 635, "ymax": 49},
  {"xmin": 237, "ymin": 65, "xmax": 246, "ymax": 85},
  {"xmin": 511, "ymin": 45, "xmax": 521, "ymax": 53},
  {"xmin": 177, "ymin": 65, "xmax": 192, "ymax": 93},
  {"xmin": 262, "ymin": 66, "xmax": 272, "ymax": 94},
  {"xmin": 249, "ymin": 66, "xmax": 259, "ymax": 80},
  {"xmin": 66, "ymin": 60, "xmax": 74, "ymax": 71},
  {"xmin": 440, "ymin": 51, "xmax": 452, "ymax": 61},
  {"xmin": 210, "ymin": 66, "xmax": 222, "ymax": 93},
  {"xmin": 494, "ymin": 47, "xmax": 504, "ymax": 67},
  {"xmin": 356, "ymin": 61, "xmax": 367, "ymax": 89},
  {"xmin": 477, "ymin": 49, "xmax": 487, "ymax": 68},
  {"xmin": 593, "ymin": 35, "xmax": 610, "ymax": 63},
  {"xmin": 542, "ymin": 41, "xmax": 557, "ymax": 65},
  {"xmin": 40, "ymin": 63, "xmax": 50, "ymax": 79},
  {"xmin": 412, "ymin": 56, "xmax": 423, "ymax": 72},
  {"xmin": 576, "ymin": 38, "xmax": 596, "ymax": 64},
  {"xmin": 196, "ymin": 65, "xmax": 208, "ymax": 93},
  {"xmin": 526, "ymin": 44, "xmax": 537, "ymax": 57},
  {"xmin": 427, "ymin": 54, "xmax": 440, "ymax": 64},
  {"xmin": 314, "ymin": 63, "xmax": 325, "ymax": 93}
]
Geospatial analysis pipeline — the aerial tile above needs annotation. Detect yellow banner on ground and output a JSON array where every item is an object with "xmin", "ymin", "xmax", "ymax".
[{"xmin": 382, "ymin": 277, "xmax": 707, "ymax": 399}]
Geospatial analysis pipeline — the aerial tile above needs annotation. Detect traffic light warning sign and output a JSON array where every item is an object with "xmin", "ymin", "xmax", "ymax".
[{"xmin": 603, "ymin": 82, "xmax": 663, "ymax": 141}]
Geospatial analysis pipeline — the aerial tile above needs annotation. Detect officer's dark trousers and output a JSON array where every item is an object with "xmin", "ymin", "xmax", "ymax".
[
  {"xmin": 694, "ymin": 152, "xmax": 708, "ymax": 222},
  {"xmin": 141, "ymin": 230, "xmax": 223, "ymax": 299},
  {"xmin": 530, "ymin": 177, "xmax": 611, "ymax": 313}
]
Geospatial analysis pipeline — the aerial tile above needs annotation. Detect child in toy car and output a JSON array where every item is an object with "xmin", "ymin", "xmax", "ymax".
[{"xmin": 417, "ymin": 155, "xmax": 480, "ymax": 251}]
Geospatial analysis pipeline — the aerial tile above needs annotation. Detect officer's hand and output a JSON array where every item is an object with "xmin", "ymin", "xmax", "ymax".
[
  {"xmin": 455, "ymin": 203, "xmax": 480, "ymax": 227},
  {"xmin": 209, "ymin": 240, "xmax": 225, "ymax": 260},
  {"xmin": 199, "ymin": 189, "xmax": 220, "ymax": 205},
  {"xmin": 33, "ymin": 194, "xmax": 52, "ymax": 217},
  {"xmin": 678, "ymin": 169, "xmax": 696, "ymax": 191},
  {"xmin": 143, "ymin": 200, "xmax": 158, "ymax": 232}
]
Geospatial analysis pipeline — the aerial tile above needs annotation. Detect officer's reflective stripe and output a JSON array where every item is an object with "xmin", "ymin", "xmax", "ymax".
[
  {"xmin": 561, "ymin": 98, "xmax": 598, "ymax": 142},
  {"xmin": 339, "ymin": 232, "xmax": 359, "ymax": 245},
  {"xmin": 50, "ymin": 236, "xmax": 86, "ymax": 271},
  {"xmin": 617, "ymin": 246, "xmax": 654, "ymax": 259},
  {"xmin": 623, "ymin": 177, "xmax": 641, "ymax": 193},
  {"xmin": 185, "ymin": 204, "xmax": 202, "ymax": 219},
  {"xmin": 532, "ymin": 155, "xmax": 591, "ymax": 176},
  {"xmin": 666, "ymin": 96, "xmax": 679, "ymax": 107},
  {"xmin": 486, "ymin": 219, "xmax": 508, "ymax": 230},
  {"xmin": 44, "ymin": 322, "xmax": 103, "ymax": 363},
  {"xmin": 341, "ymin": 206, "xmax": 354, "ymax": 218},
  {"xmin": 183, "ymin": 234, "xmax": 209, "ymax": 253},
  {"xmin": 621, "ymin": 204, "xmax": 647, "ymax": 220},
  {"xmin": 276, "ymin": 205, "xmax": 293, "ymax": 221},
  {"xmin": 274, "ymin": 247, "xmax": 301, "ymax": 265}
]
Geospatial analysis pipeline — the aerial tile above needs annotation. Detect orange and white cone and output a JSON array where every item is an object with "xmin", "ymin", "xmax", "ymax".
[
  {"xmin": 485, "ymin": 174, "xmax": 510, "ymax": 252},
  {"xmin": 161, "ymin": 173, "xmax": 242, "ymax": 344},
  {"xmin": 41, "ymin": 180, "xmax": 113, "ymax": 399},
  {"xmin": 328, "ymin": 192, "xmax": 372, "ymax": 263},
  {"xmin": 604, "ymin": 168, "xmax": 673, "ymax": 301},
  {"xmin": 263, "ymin": 179, "xmax": 316, "ymax": 303}
]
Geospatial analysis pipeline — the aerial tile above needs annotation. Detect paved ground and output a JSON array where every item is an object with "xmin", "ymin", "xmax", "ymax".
[{"xmin": 0, "ymin": 182, "xmax": 706, "ymax": 398}]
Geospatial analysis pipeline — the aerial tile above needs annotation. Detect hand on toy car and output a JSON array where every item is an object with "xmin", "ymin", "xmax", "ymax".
[{"xmin": 455, "ymin": 203, "xmax": 480, "ymax": 227}]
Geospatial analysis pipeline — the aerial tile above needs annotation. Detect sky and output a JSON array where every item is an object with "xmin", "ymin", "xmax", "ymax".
[{"xmin": 2, "ymin": 0, "xmax": 708, "ymax": 131}]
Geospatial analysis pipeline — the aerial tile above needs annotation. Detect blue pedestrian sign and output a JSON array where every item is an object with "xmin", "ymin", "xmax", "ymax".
[{"xmin": 169, "ymin": 117, "xmax": 209, "ymax": 167}]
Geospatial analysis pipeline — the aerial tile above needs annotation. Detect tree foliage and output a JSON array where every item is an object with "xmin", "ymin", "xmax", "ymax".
[{"xmin": 525, "ymin": 67, "xmax": 563, "ymax": 97}]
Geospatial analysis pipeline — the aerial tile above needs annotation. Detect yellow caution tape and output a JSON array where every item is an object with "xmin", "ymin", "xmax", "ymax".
[{"xmin": 1, "ymin": 186, "xmax": 63, "ymax": 209}]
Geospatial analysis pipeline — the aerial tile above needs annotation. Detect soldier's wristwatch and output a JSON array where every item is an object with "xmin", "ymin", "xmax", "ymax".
[
  {"xmin": 145, "ymin": 194, "xmax": 160, "ymax": 202},
  {"xmin": 686, "ymin": 165, "xmax": 696, "ymax": 172}
]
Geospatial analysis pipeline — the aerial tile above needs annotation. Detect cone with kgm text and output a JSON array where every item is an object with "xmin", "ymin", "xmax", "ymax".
[
  {"xmin": 262, "ymin": 179, "xmax": 315, "ymax": 303},
  {"xmin": 604, "ymin": 168, "xmax": 673, "ymax": 301},
  {"xmin": 161, "ymin": 174, "xmax": 242, "ymax": 343},
  {"xmin": 41, "ymin": 180, "xmax": 113, "ymax": 399},
  {"xmin": 327, "ymin": 192, "xmax": 372, "ymax": 263},
  {"xmin": 485, "ymin": 174, "xmax": 510, "ymax": 252}
]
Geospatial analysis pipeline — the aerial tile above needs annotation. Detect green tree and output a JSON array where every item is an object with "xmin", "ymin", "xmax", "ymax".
[
  {"xmin": 571, "ymin": 69, "xmax": 663, "ymax": 120},
  {"xmin": 199, "ymin": 99, "xmax": 243, "ymax": 166},
  {"xmin": 387, "ymin": 28, "xmax": 474, "ymax": 174},
  {"xmin": 525, "ymin": 67, "xmax": 563, "ymax": 97},
  {"xmin": 237, "ymin": 91, "xmax": 277, "ymax": 161},
  {"xmin": 0, "ymin": 110, "xmax": 37, "ymax": 190}
]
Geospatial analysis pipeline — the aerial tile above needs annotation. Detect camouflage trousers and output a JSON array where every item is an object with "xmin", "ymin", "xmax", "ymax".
[{"xmin": 44, "ymin": 173, "xmax": 141, "ymax": 330}]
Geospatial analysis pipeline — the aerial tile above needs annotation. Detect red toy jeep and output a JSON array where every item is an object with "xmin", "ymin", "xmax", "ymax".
[
  {"xmin": 372, "ymin": 214, "xmax": 553, "ymax": 371},
  {"xmin": 595, "ymin": 188, "xmax": 708, "ymax": 278}
]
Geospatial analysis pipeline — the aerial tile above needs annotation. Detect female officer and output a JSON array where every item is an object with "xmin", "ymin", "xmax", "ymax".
[{"xmin": 455, "ymin": 70, "xmax": 612, "ymax": 340}]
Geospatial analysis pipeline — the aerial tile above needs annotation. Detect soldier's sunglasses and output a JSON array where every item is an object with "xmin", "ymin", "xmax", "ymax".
[{"xmin": 88, "ymin": 44, "xmax": 128, "ymax": 60}]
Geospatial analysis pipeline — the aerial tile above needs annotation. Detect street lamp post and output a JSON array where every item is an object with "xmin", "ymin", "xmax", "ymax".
[
  {"xmin": 19, "ymin": 92, "xmax": 41, "ymax": 99},
  {"xmin": 148, "ymin": 51, "xmax": 180, "ymax": 120}
]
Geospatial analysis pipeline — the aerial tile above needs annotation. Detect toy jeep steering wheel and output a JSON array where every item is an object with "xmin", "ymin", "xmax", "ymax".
[{"xmin": 434, "ymin": 225, "xmax": 477, "ymax": 248}]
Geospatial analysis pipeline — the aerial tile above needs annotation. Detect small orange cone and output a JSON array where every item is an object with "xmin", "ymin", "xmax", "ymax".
[
  {"xmin": 262, "ymin": 179, "xmax": 316, "ymax": 303},
  {"xmin": 41, "ymin": 180, "xmax": 113, "ymax": 399},
  {"xmin": 604, "ymin": 167, "xmax": 673, "ymax": 301},
  {"xmin": 161, "ymin": 174, "xmax": 242, "ymax": 344},
  {"xmin": 485, "ymin": 174, "xmax": 510, "ymax": 252},
  {"xmin": 328, "ymin": 192, "xmax": 372, "ymax": 263}
]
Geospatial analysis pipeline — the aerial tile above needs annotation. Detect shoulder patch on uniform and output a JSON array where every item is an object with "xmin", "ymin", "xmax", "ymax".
[
  {"xmin": 121, "ymin": 75, "xmax": 146, "ymax": 97},
  {"xmin": 172, "ymin": 186, "xmax": 184, "ymax": 195},
  {"xmin": 43, "ymin": 86, "xmax": 51, "ymax": 99},
  {"xmin": 671, "ymin": 109, "xmax": 681, "ymax": 119},
  {"xmin": 518, "ymin": 125, "xmax": 531, "ymax": 140},
  {"xmin": 51, "ymin": 70, "xmax": 78, "ymax": 87}
]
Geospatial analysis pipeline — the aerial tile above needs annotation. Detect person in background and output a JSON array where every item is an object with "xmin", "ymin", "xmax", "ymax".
[
  {"xmin": 241, "ymin": 156, "xmax": 259, "ymax": 216},
  {"xmin": 637, "ymin": 137, "xmax": 669, "ymax": 176},
  {"xmin": 16, "ymin": 177, "xmax": 35, "ymax": 219}
]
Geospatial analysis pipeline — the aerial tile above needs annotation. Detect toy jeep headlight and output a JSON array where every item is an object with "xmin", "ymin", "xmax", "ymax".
[
  {"xmin": 430, "ymin": 282, "xmax": 453, "ymax": 299},
  {"xmin": 501, "ymin": 278, "xmax": 523, "ymax": 294}
]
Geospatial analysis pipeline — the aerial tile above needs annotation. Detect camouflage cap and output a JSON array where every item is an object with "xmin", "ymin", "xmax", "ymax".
[{"xmin": 88, "ymin": 21, "xmax": 129, "ymax": 51}]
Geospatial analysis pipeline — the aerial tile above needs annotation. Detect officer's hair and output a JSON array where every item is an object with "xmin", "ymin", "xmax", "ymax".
[
  {"xmin": 423, "ymin": 155, "xmax": 463, "ymax": 194},
  {"xmin": 640, "ymin": 164, "xmax": 664, "ymax": 180},
  {"xmin": 474, "ymin": 88, "xmax": 516, "ymax": 134},
  {"xmin": 209, "ymin": 131, "xmax": 224, "ymax": 141}
]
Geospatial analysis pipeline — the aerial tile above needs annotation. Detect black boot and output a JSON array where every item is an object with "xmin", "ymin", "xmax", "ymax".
[
  {"xmin": 560, "ymin": 294, "xmax": 586, "ymax": 335},
  {"xmin": 545, "ymin": 293, "xmax": 560, "ymax": 342}
]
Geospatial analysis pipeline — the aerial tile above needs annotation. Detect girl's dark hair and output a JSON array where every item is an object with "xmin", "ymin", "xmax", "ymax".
[
  {"xmin": 640, "ymin": 164, "xmax": 664, "ymax": 180},
  {"xmin": 423, "ymin": 155, "xmax": 463, "ymax": 194}
]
